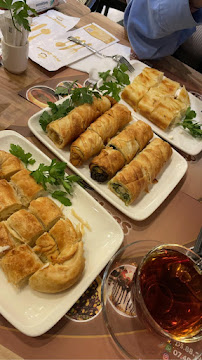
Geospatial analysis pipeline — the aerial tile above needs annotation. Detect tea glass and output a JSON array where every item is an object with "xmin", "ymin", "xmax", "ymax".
[{"xmin": 101, "ymin": 240, "xmax": 202, "ymax": 359}]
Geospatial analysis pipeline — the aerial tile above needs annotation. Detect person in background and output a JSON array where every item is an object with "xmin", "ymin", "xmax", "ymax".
[{"xmin": 124, "ymin": 0, "xmax": 202, "ymax": 71}]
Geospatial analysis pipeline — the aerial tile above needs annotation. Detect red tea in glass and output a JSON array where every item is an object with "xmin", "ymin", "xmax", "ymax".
[{"xmin": 134, "ymin": 246, "xmax": 202, "ymax": 342}]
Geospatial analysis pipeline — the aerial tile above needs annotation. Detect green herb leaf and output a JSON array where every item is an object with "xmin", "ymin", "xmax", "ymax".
[
  {"xmin": 52, "ymin": 190, "xmax": 72, "ymax": 206},
  {"xmin": 1, "ymin": 0, "xmax": 37, "ymax": 31},
  {"xmin": 177, "ymin": 107, "xmax": 202, "ymax": 138},
  {"xmin": 98, "ymin": 64, "xmax": 130, "ymax": 101},
  {"xmin": 9, "ymin": 144, "xmax": 36, "ymax": 167}
]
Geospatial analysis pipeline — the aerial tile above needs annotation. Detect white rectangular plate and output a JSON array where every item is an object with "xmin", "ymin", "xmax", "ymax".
[
  {"xmin": 28, "ymin": 106, "xmax": 188, "ymax": 221},
  {"xmin": 125, "ymin": 60, "xmax": 202, "ymax": 156},
  {"xmin": 0, "ymin": 130, "xmax": 124, "ymax": 337}
]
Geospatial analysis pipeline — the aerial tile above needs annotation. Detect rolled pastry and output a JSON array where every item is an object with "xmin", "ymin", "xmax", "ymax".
[
  {"xmin": 108, "ymin": 138, "xmax": 172, "ymax": 205},
  {"xmin": 89, "ymin": 103, "xmax": 132, "ymax": 142},
  {"xmin": 89, "ymin": 120, "xmax": 153, "ymax": 182},
  {"xmin": 70, "ymin": 103, "xmax": 132, "ymax": 167},
  {"xmin": 47, "ymin": 96, "xmax": 112, "ymax": 149},
  {"xmin": 70, "ymin": 129, "xmax": 104, "ymax": 167},
  {"xmin": 0, "ymin": 150, "xmax": 24, "ymax": 180},
  {"xmin": 29, "ymin": 241, "xmax": 85, "ymax": 293},
  {"xmin": 108, "ymin": 120, "xmax": 153, "ymax": 163},
  {"xmin": 90, "ymin": 147, "xmax": 125, "ymax": 183}
]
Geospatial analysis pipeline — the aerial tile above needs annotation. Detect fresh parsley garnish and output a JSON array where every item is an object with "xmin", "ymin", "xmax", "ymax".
[
  {"xmin": 177, "ymin": 107, "xmax": 202, "ymax": 138},
  {"xmin": 9, "ymin": 144, "xmax": 36, "ymax": 167},
  {"xmin": 0, "ymin": 0, "xmax": 37, "ymax": 31},
  {"xmin": 39, "ymin": 98, "xmax": 74, "ymax": 131},
  {"xmin": 9, "ymin": 144, "xmax": 83, "ymax": 206},
  {"xmin": 98, "ymin": 63, "xmax": 130, "ymax": 102},
  {"xmin": 30, "ymin": 159, "xmax": 82, "ymax": 206},
  {"xmin": 39, "ymin": 83, "xmax": 100, "ymax": 132}
]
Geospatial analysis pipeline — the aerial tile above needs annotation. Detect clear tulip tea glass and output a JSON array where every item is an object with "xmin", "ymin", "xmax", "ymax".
[
  {"xmin": 101, "ymin": 241, "xmax": 202, "ymax": 359},
  {"xmin": 133, "ymin": 244, "xmax": 202, "ymax": 343}
]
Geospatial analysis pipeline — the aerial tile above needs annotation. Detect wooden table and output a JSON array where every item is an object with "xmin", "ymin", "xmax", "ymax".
[{"xmin": 0, "ymin": 1, "xmax": 202, "ymax": 359}]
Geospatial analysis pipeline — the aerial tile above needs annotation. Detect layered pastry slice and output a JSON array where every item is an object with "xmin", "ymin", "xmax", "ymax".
[
  {"xmin": 6, "ymin": 209, "xmax": 44, "ymax": 247},
  {"xmin": 121, "ymin": 67, "xmax": 164, "ymax": 110},
  {"xmin": 29, "ymin": 218, "xmax": 85, "ymax": 293},
  {"xmin": 1, "ymin": 244, "xmax": 42, "ymax": 287},
  {"xmin": 149, "ymin": 96, "xmax": 187, "ymax": 130},
  {"xmin": 0, "ymin": 179, "xmax": 22, "ymax": 220},
  {"xmin": 29, "ymin": 197, "xmax": 64, "ymax": 231},
  {"xmin": 0, "ymin": 222, "xmax": 16, "ymax": 258},
  {"xmin": 10, "ymin": 169, "xmax": 45, "ymax": 207},
  {"xmin": 49, "ymin": 218, "xmax": 82, "ymax": 264},
  {"xmin": 0, "ymin": 150, "xmax": 24, "ymax": 180}
]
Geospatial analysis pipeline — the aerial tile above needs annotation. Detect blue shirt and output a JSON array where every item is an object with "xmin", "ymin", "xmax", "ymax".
[{"xmin": 124, "ymin": 0, "xmax": 202, "ymax": 59}]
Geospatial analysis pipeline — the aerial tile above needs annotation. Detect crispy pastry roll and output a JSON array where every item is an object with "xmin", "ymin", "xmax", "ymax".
[
  {"xmin": 29, "ymin": 197, "xmax": 64, "ymax": 230},
  {"xmin": 70, "ymin": 129, "xmax": 104, "ymax": 167},
  {"xmin": 0, "ymin": 150, "xmax": 24, "ymax": 180},
  {"xmin": 1, "ymin": 244, "xmax": 42, "ymax": 287},
  {"xmin": 47, "ymin": 96, "xmax": 112, "ymax": 149},
  {"xmin": 90, "ymin": 147, "xmax": 125, "ymax": 182},
  {"xmin": 70, "ymin": 104, "xmax": 131, "ymax": 167},
  {"xmin": 0, "ymin": 179, "xmax": 22, "ymax": 220},
  {"xmin": 49, "ymin": 218, "xmax": 81, "ymax": 264},
  {"xmin": 108, "ymin": 138, "xmax": 172, "ymax": 205},
  {"xmin": 108, "ymin": 120, "xmax": 153, "ymax": 162},
  {"xmin": 89, "ymin": 103, "xmax": 132, "ymax": 142},
  {"xmin": 29, "ymin": 241, "xmax": 85, "ymax": 293},
  {"xmin": 10, "ymin": 169, "xmax": 45, "ymax": 207},
  {"xmin": 6, "ymin": 209, "xmax": 44, "ymax": 246},
  {"xmin": 89, "ymin": 120, "xmax": 153, "ymax": 182},
  {"xmin": 0, "ymin": 222, "xmax": 16, "ymax": 258}
]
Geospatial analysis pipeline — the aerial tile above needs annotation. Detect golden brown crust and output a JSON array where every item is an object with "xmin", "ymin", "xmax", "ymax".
[
  {"xmin": 0, "ymin": 222, "xmax": 15, "ymax": 257},
  {"xmin": 134, "ymin": 67, "xmax": 164, "ymax": 88},
  {"xmin": 49, "ymin": 218, "xmax": 81, "ymax": 264},
  {"xmin": 10, "ymin": 169, "xmax": 44, "ymax": 207},
  {"xmin": 1, "ymin": 244, "xmax": 42, "ymax": 287},
  {"xmin": 108, "ymin": 161, "xmax": 148, "ymax": 205},
  {"xmin": 89, "ymin": 147, "xmax": 125, "ymax": 182},
  {"xmin": 89, "ymin": 103, "xmax": 132, "ymax": 142},
  {"xmin": 6, "ymin": 209, "xmax": 44, "ymax": 246},
  {"xmin": 47, "ymin": 96, "xmax": 111, "ymax": 149},
  {"xmin": 29, "ymin": 197, "xmax": 64, "ymax": 230},
  {"xmin": 70, "ymin": 129, "xmax": 104, "ymax": 167},
  {"xmin": 122, "ymin": 68, "xmax": 190, "ymax": 130},
  {"xmin": 0, "ymin": 179, "xmax": 22, "ymax": 220},
  {"xmin": 108, "ymin": 120, "xmax": 153, "ymax": 162},
  {"xmin": 109, "ymin": 138, "xmax": 172, "ymax": 205},
  {"xmin": 33, "ymin": 232, "xmax": 59, "ymax": 263},
  {"xmin": 149, "ymin": 97, "xmax": 187, "ymax": 130},
  {"xmin": 29, "ymin": 241, "xmax": 85, "ymax": 293},
  {"xmin": 0, "ymin": 150, "xmax": 24, "ymax": 180}
]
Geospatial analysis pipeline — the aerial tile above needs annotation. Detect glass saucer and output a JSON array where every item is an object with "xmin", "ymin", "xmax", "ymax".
[{"xmin": 101, "ymin": 240, "xmax": 202, "ymax": 360}]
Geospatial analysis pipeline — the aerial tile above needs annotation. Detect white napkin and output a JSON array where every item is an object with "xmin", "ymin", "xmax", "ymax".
[{"xmin": 68, "ymin": 42, "xmax": 131, "ymax": 81}]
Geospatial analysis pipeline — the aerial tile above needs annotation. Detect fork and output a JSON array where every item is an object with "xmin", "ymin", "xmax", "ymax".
[{"xmin": 67, "ymin": 36, "xmax": 135, "ymax": 73}]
